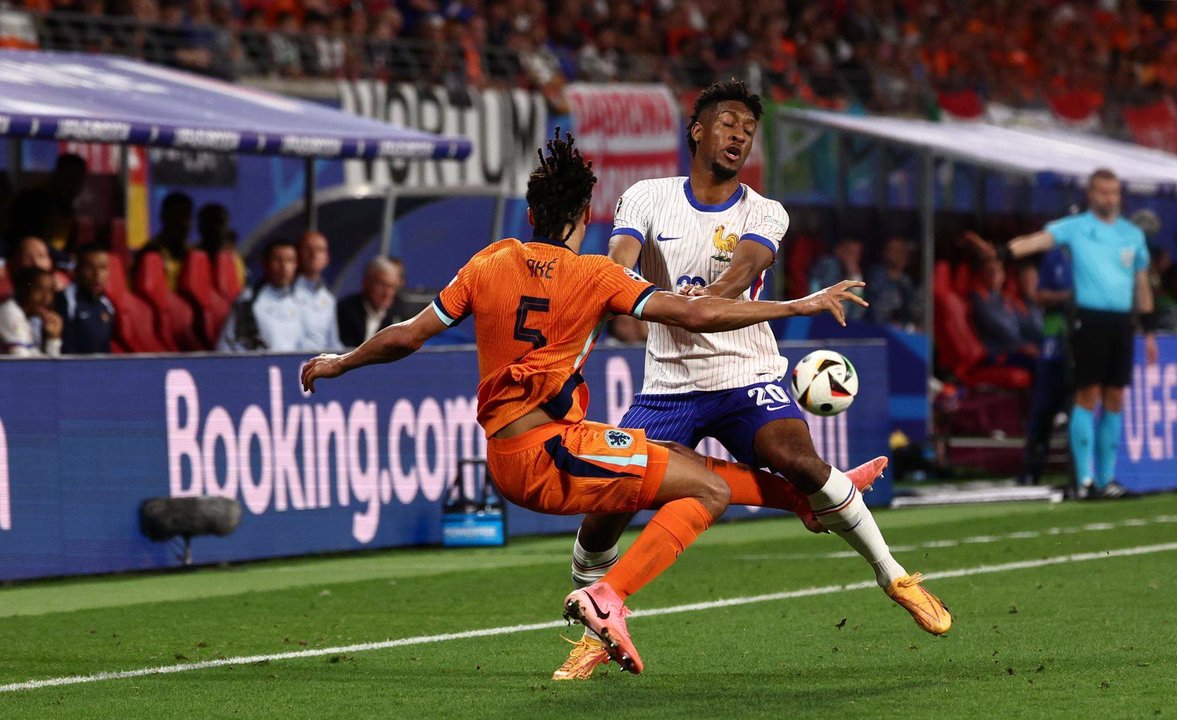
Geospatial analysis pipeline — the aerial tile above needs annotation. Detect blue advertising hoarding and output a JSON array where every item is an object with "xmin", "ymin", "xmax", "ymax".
[
  {"xmin": 1117, "ymin": 335, "xmax": 1177, "ymax": 493},
  {"xmin": 0, "ymin": 341, "xmax": 890, "ymax": 582}
]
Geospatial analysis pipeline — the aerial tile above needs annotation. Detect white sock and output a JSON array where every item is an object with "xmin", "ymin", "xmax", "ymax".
[
  {"xmin": 808, "ymin": 467, "xmax": 906, "ymax": 589},
  {"xmin": 571, "ymin": 532, "xmax": 618, "ymax": 641}
]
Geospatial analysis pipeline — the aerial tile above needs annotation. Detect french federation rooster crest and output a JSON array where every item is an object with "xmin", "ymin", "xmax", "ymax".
[{"xmin": 711, "ymin": 225, "xmax": 739, "ymax": 262}]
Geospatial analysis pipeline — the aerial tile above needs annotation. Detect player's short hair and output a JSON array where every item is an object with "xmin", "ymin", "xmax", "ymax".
[
  {"xmin": 161, "ymin": 191, "xmax": 193, "ymax": 214},
  {"xmin": 54, "ymin": 153, "xmax": 87, "ymax": 175},
  {"xmin": 1087, "ymin": 168, "xmax": 1118, "ymax": 187},
  {"xmin": 263, "ymin": 238, "xmax": 297, "ymax": 260},
  {"xmin": 76, "ymin": 244, "xmax": 110, "ymax": 263},
  {"xmin": 12, "ymin": 266, "xmax": 51, "ymax": 305},
  {"xmin": 526, "ymin": 128, "xmax": 597, "ymax": 242},
  {"xmin": 687, "ymin": 79, "xmax": 764, "ymax": 156}
]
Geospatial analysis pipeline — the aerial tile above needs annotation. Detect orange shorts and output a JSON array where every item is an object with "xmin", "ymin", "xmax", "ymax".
[{"xmin": 487, "ymin": 421, "xmax": 669, "ymax": 516}]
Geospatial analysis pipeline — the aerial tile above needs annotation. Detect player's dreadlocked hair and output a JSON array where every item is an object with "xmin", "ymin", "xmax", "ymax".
[
  {"xmin": 686, "ymin": 79, "xmax": 764, "ymax": 156},
  {"xmin": 526, "ymin": 127, "xmax": 597, "ymax": 242}
]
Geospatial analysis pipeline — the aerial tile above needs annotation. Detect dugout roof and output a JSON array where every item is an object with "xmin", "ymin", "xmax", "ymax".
[
  {"xmin": 779, "ymin": 108, "xmax": 1177, "ymax": 191},
  {"xmin": 0, "ymin": 50, "xmax": 471, "ymax": 161}
]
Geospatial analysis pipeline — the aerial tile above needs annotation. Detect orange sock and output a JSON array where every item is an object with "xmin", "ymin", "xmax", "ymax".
[
  {"xmin": 704, "ymin": 457, "xmax": 810, "ymax": 514},
  {"xmin": 601, "ymin": 498, "xmax": 714, "ymax": 600}
]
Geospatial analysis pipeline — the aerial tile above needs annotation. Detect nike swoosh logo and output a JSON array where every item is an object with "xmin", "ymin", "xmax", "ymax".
[
  {"xmin": 765, "ymin": 405, "xmax": 789, "ymax": 411},
  {"xmin": 584, "ymin": 592, "xmax": 611, "ymax": 620},
  {"xmin": 656, "ymin": 234, "xmax": 682, "ymax": 242}
]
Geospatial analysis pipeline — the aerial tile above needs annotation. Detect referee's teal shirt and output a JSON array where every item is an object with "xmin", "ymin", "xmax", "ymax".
[{"xmin": 1045, "ymin": 211, "xmax": 1148, "ymax": 312}]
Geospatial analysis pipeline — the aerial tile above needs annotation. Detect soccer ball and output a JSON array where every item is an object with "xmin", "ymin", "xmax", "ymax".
[{"xmin": 791, "ymin": 350, "xmax": 858, "ymax": 416}]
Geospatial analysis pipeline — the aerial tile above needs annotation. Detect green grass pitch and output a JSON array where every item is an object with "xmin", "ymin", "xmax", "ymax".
[{"xmin": 1, "ymin": 494, "xmax": 1175, "ymax": 719}]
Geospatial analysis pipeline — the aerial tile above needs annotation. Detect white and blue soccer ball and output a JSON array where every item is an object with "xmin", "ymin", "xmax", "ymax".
[{"xmin": 791, "ymin": 350, "xmax": 859, "ymax": 416}]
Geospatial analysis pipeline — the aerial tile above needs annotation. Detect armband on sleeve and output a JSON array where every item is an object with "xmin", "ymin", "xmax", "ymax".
[{"xmin": 1141, "ymin": 311, "xmax": 1160, "ymax": 334}]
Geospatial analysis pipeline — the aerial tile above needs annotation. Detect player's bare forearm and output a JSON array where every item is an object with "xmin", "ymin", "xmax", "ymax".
[
  {"xmin": 705, "ymin": 240, "xmax": 774, "ymax": 299},
  {"xmin": 642, "ymin": 280, "xmax": 867, "ymax": 332},
  {"xmin": 301, "ymin": 309, "xmax": 446, "ymax": 393},
  {"xmin": 607, "ymin": 233, "xmax": 642, "ymax": 270}
]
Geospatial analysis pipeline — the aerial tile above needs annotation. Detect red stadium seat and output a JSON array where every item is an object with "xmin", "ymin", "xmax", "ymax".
[
  {"xmin": 104, "ymin": 254, "xmax": 168, "ymax": 354},
  {"xmin": 107, "ymin": 217, "xmax": 130, "ymax": 269},
  {"xmin": 0, "ymin": 265, "xmax": 10, "ymax": 301},
  {"xmin": 785, "ymin": 233, "xmax": 822, "ymax": 299},
  {"xmin": 134, "ymin": 251, "xmax": 204, "ymax": 352},
  {"xmin": 178, "ymin": 250, "xmax": 232, "ymax": 347},
  {"xmin": 213, "ymin": 250, "xmax": 243, "ymax": 304},
  {"xmin": 951, "ymin": 262, "xmax": 975, "ymax": 296},
  {"xmin": 937, "ymin": 89, "xmax": 985, "ymax": 120},
  {"xmin": 933, "ymin": 261, "xmax": 1030, "ymax": 390}
]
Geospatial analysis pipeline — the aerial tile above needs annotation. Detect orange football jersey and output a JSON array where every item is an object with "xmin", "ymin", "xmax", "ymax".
[{"xmin": 432, "ymin": 237, "xmax": 656, "ymax": 436}]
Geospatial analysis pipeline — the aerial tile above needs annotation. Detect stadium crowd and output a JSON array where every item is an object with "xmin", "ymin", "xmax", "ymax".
[
  {"xmin": 0, "ymin": 154, "xmax": 413, "ymax": 355},
  {"xmin": 18, "ymin": 0, "xmax": 1177, "ymax": 118}
]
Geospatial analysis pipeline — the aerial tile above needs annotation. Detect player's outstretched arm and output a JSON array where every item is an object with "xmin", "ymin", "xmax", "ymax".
[
  {"xmin": 964, "ymin": 230, "xmax": 1055, "ymax": 262},
  {"xmin": 639, "ymin": 280, "xmax": 867, "ymax": 332},
  {"xmin": 301, "ymin": 308, "xmax": 448, "ymax": 393}
]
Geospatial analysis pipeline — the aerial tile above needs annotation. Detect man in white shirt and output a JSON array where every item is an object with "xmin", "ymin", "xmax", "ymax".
[
  {"xmin": 294, "ymin": 230, "xmax": 343, "ymax": 352},
  {"xmin": 0, "ymin": 267, "xmax": 62, "ymax": 357},
  {"xmin": 554, "ymin": 80, "xmax": 950, "ymax": 681},
  {"xmin": 217, "ymin": 239, "xmax": 306, "ymax": 352}
]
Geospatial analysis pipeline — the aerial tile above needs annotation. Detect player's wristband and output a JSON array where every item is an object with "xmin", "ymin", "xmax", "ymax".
[{"xmin": 1141, "ymin": 311, "xmax": 1160, "ymax": 334}]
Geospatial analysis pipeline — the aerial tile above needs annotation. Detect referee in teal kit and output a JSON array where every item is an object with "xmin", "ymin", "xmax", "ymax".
[{"xmin": 970, "ymin": 168, "xmax": 1159, "ymax": 499}]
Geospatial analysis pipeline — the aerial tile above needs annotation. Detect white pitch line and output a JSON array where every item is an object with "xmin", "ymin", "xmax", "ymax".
[
  {"xmin": 3, "ymin": 541, "xmax": 1176, "ymax": 694},
  {"xmin": 736, "ymin": 514, "xmax": 1177, "ymax": 562}
]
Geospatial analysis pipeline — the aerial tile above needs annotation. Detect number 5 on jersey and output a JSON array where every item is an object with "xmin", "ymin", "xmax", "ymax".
[{"xmin": 514, "ymin": 296, "xmax": 550, "ymax": 349}]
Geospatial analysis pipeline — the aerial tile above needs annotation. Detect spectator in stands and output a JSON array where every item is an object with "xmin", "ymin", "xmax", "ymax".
[
  {"xmin": 336, "ymin": 256, "xmax": 408, "ymax": 348},
  {"xmin": 294, "ymin": 230, "xmax": 342, "ymax": 351},
  {"xmin": 866, "ymin": 236, "xmax": 922, "ymax": 329},
  {"xmin": 579, "ymin": 26, "xmax": 621, "ymax": 82},
  {"xmin": 809, "ymin": 237, "xmax": 866, "ymax": 321},
  {"xmin": 217, "ymin": 238, "xmax": 311, "ymax": 352},
  {"xmin": 197, "ymin": 202, "xmax": 247, "ymax": 288},
  {"xmin": 4, "ymin": 153, "xmax": 87, "ymax": 266},
  {"xmin": 239, "ymin": 8, "xmax": 273, "ymax": 75},
  {"xmin": 139, "ymin": 191, "xmax": 194, "ymax": 290},
  {"xmin": 0, "ymin": 267, "xmax": 63, "ymax": 357},
  {"xmin": 158, "ymin": 0, "xmax": 213, "ymax": 73},
  {"xmin": 54, "ymin": 245, "xmax": 114, "ymax": 354},
  {"xmin": 1013, "ymin": 261, "xmax": 1045, "ymax": 344},
  {"xmin": 969, "ymin": 258, "xmax": 1040, "ymax": 368},
  {"xmin": 270, "ymin": 12, "xmax": 305, "ymax": 77},
  {"xmin": 6, "ymin": 236, "xmax": 68, "ymax": 292}
]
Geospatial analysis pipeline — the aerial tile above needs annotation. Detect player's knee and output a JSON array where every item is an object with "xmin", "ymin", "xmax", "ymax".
[
  {"xmin": 698, "ymin": 471, "xmax": 731, "ymax": 516},
  {"xmin": 764, "ymin": 449, "xmax": 826, "ymax": 490}
]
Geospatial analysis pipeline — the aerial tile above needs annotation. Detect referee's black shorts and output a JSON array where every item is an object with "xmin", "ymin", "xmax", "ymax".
[{"xmin": 1071, "ymin": 309, "xmax": 1135, "ymax": 388}]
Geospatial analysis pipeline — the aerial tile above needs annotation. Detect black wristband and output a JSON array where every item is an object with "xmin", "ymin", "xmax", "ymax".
[
  {"xmin": 995, "ymin": 244, "xmax": 1012, "ymax": 263},
  {"xmin": 1141, "ymin": 311, "xmax": 1160, "ymax": 333}
]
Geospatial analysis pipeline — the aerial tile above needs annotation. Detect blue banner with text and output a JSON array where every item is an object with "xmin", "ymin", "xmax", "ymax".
[{"xmin": 0, "ymin": 341, "xmax": 889, "ymax": 581}]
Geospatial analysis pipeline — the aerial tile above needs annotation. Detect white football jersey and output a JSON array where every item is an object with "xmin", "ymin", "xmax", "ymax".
[{"xmin": 613, "ymin": 176, "xmax": 791, "ymax": 394}]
